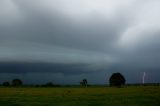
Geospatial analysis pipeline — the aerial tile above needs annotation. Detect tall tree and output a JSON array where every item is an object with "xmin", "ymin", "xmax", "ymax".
[
  {"xmin": 109, "ymin": 72, "xmax": 126, "ymax": 87},
  {"xmin": 80, "ymin": 79, "xmax": 88, "ymax": 87},
  {"xmin": 12, "ymin": 79, "xmax": 23, "ymax": 86}
]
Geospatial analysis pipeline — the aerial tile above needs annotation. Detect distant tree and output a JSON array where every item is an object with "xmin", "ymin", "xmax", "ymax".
[
  {"xmin": 45, "ymin": 82, "xmax": 54, "ymax": 87},
  {"xmin": 12, "ymin": 79, "xmax": 23, "ymax": 86},
  {"xmin": 42, "ymin": 82, "xmax": 60, "ymax": 87},
  {"xmin": 80, "ymin": 79, "xmax": 88, "ymax": 87},
  {"xmin": 35, "ymin": 85, "xmax": 40, "ymax": 87},
  {"xmin": 2, "ymin": 81, "xmax": 10, "ymax": 86},
  {"xmin": 109, "ymin": 72, "xmax": 126, "ymax": 87}
]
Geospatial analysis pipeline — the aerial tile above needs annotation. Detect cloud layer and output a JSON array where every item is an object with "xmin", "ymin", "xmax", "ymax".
[{"xmin": 0, "ymin": 0, "xmax": 160, "ymax": 84}]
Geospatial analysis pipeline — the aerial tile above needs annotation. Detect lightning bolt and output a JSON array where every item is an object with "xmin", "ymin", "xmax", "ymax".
[{"xmin": 142, "ymin": 72, "xmax": 146, "ymax": 84}]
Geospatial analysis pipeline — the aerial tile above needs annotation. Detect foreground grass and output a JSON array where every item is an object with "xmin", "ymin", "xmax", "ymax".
[{"xmin": 0, "ymin": 86, "xmax": 160, "ymax": 106}]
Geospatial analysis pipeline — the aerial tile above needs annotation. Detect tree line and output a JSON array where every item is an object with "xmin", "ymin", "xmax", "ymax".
[
  {"xmin": 1, "ymin": 72, "xmax": 126, "ymax": 87},
  {"xmin": 2, "ymin": 79, "xmax": 23, "ymax": 86}
]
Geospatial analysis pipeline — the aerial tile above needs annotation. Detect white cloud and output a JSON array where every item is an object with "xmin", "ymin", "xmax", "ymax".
[
  {"xmin": 118, "ymin": 0, "xmax": 160, "ymax": 49},
  {"xmin": 0, "ymin": 0, "xmax": 23, "ymax": 25}
]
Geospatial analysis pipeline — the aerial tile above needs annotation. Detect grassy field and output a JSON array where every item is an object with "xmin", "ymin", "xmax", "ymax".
[{"xmin": 0, "ymin": 86, "xmax": 160, "ymax": 106}]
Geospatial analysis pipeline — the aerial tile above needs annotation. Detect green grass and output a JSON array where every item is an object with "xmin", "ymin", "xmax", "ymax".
[{"xmin": 0, "ymin": 86, "xmax": 160, "ymax": 106}]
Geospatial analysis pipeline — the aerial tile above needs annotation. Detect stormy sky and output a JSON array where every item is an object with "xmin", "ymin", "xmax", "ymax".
[{"xmin": 0, "ymin": 0, "xmax": 160, "ymax": 84}]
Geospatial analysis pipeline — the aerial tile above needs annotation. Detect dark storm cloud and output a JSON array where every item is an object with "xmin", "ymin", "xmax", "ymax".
[
  {"xmin": 0, "ymin": 0, "xmax": 160, "ymax": 84},
  {"xmin": 0, "ymin": 62, "xmax": 97, "ymax": 75},
  {"xmin": 0, "ymin": 0, "xmax": 129, "ymax": 52}
]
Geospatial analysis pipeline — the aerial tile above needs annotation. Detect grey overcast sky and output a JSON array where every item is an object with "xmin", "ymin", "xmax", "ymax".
[{"xmin": 0, "ymin": 0, "xmax": 160, "ymax": 84}]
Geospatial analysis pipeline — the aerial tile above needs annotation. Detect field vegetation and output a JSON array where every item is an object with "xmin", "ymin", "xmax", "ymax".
[{"xmin": 0, "ymin": 86, "xmax": 160, "ymax": 106}]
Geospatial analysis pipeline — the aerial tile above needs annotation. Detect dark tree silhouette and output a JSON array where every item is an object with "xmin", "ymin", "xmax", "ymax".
[
  {"xmin": 45, "ymin": 82, "xmax": 54, "ymax": 87},
  {"xmin": 12, "ymin": 79, "xmax": 23, "ymax": 86},
  {"xmin": 2, "ymin": 81, "xmax": 10, "ymax": 86},
  {"xmin": 42, "ymin": 82, "xmax": 60, "ymax": 87},
  {"xmin": 109, "ymin": 72, "xmax": 126, "ymax": 87},
  {"xmin": 80, "ymin": 79, "xmax": 88, "ymax": 87}
]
